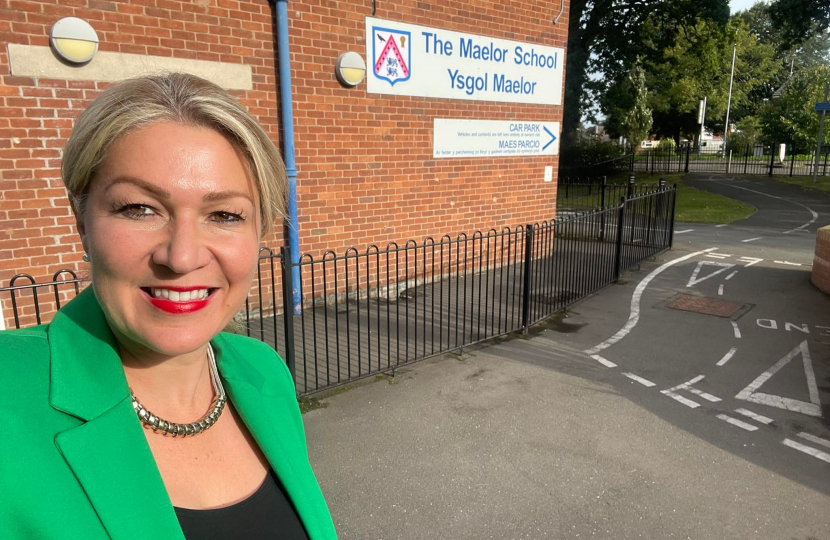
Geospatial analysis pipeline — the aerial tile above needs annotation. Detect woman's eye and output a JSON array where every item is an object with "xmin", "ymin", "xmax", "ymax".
[
  {"xmin": 211, "ymin": 211, "xmax": 244, "ymax": 224},
  {"xmin": 119, "ymin": 204, "xmax": 156, "ymax": 219}
]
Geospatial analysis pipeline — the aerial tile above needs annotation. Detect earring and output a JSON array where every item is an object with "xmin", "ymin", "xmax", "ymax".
[{"xmin": 82, "ymin": 253, "xmax": 90, "ymax": 262}]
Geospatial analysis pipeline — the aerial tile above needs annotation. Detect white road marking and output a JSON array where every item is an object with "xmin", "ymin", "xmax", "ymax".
[
  {"xmin": 735, "ymin": 408, "xmax": 773, "ymax": 424},
  {"xmin": 660, "ymin": 375, "xmax": 714, "ymax": 407},
  {"xmin": 774, "ymin": 260, "xmax": 802, "ymax": 266},
  {"xmin": 739, "ymin": 257, "xmax": 763, "ymax": 267},
  {"xmin": 725, "ymin": 271, "xmax": 738, "ymax": 280},
  {"xmin": 717, "ymin": 414, "xmax": 759, "ymax": 431},
  {"xmin": 797, "ymin": 432, "xmax": 830, "ymax": 450},
  {"xmin": 706, "ymin": 253, "xmax": 732, "ymax": 259},
  {"xmin": 735, "ymin": 340, "xmax": 822, "ymax": 418},
  {"xmin": 716, "ymin": 347, "xmax": 737, "ymax": 366},
  {"xmin": 686, "ymin": 261, "xmax": 736, "ymax": 287},
  {"xmin": 785, "ymin": 322, "xmax": 809, "ymax": 334},
  {"xmin": 675, "ymin": 229, "xmax": 694, "ymax": 234},
  {"xmin": 718, "ymin": 284, "xmax": 724, "ymax": 296},
  {"xmin": 673, "ymin": 374, "xmax": 705, "ymax": 389},
  {"xmin": 661, "ymin": 390, "xmax": 701, "ymax": 408},
  {"xmin": 687, "ymin": 387, "xmax": 721, "ymax": 402},
  {"xmin": 584, "ymin": 248, "xmax": 717, "ymax": 355},
  {"xmin": 782, "ymin": 439, "xmax": 830, "ymax": 464},
  {"xmin": 715, "ymin": 224, "xmax": 728, "ymax": 228},
  {"xmin": 591, "ymin": 355, "xmax": 617, "ymax": 368},
  {"xmin": 731, "ymin": 321, "xmax": 741, "ymax": 339},
  {"xmin": 717, "ymin": 183, "xmax": 818, "ymax": 234},
  {"xmin": 741, "ymin": 237, "xmax": 763, "ymax": 243},
  {"xmin": 623, "ymin": 373, "xmax": 656, "ymax": 387}
]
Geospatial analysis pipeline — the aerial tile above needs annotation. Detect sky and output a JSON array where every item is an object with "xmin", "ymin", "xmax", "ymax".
[{"xmin": 730, "ymin": 0, "xmax": 760, "ymax": 13}]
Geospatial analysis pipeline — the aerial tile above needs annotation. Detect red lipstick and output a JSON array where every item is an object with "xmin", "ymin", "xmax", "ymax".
[{"xmin": 142, "ymin": 287, "xmax": 214, "ymax": 314}]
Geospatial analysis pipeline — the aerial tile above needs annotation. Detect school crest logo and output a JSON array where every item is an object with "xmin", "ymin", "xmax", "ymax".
[{"xmin": 371, "ymin": 26, "xmax": 411, "ymax": 86}]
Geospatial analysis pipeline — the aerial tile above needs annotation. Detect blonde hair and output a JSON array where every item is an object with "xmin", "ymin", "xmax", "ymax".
[{"xmin": 62, "ymin": 72, "xmax": 286, "ymax": 235}]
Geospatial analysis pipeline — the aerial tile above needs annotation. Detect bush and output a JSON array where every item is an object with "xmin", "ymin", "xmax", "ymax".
[
  {"xmin": 560, "ymin": 138, "xmax": 626, "ymax": 169},
  {"xmin": 559, "ymin": 138, "xmax": 630, "ymax": 178}
]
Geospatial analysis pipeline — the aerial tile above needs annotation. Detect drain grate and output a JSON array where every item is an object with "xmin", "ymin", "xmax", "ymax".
[{"xmin": 667, "ymin": 295, "xmax": 743, "ymax": 318}]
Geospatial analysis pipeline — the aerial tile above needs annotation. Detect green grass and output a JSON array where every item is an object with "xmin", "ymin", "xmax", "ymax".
[
  {"xmin": 559, "ymin": 172, "xmax": 755, "ymax": 224},
  {"xmin": 766, "ymin": 174, "xmax": 830, "ymax": 196},
  {"xmin": 668, "ymin": 173, "xmax": 755, "ymax": 224},
  {"xmin": 607, "ymin": 172, "xmax": 755, "ymax": 223}
]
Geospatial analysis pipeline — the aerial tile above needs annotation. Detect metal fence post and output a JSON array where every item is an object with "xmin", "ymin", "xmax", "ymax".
[
  {"xmin": 279, "ymin": 246, "xmax": 296, "ymax": 387},
  {"xmin": 789, "ymin": 144, "xmax": 795, "ymax": 177},
  {"xmin": 645, "ymin": 189, "xmax": 655, "ymax": 246},
  {"xmin": 628, "ymin": 153, "xmax": 636, "ymax": 198},
  {"xmin": 521, "ymin": 224, "xmax": 534, "ymax": 334},
  {"xmin": 769, "ymin": 143, "xmax": 775, "ymax": 176},
  {"xmin": 669, "ymin": 185, "xmax": 678, "ymax": 248},
  {"xmin": 654, "ymin": 177, "xmax": 666, "ymax": 245},
  {"xmin": 744, "ymin": 144, "xmax": 749, "ymax": 174},
  {"xmin": 613, "ymin": 197, "xmax": 626, "ymax": 282},
  {"xmin": 727, "ymin": 149, "xmax": 732, "ymax": 174},
  {"xmin": 684, "ymin": 143, "xmax": 691, "ymax": 173},
  {"xmin": 600, "ymin": 176, "xmax": 607, "ymax": 241}
]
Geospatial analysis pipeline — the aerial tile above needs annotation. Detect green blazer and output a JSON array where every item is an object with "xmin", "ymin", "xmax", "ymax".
[{"xmin": 0, "ymin": 288, "xmax": 337, "ymax": 540}]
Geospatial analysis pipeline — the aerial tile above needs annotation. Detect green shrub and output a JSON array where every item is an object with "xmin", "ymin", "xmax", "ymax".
[{"xmin": 560, "ymin": 138, "xmax": 626, "ymax": 169}]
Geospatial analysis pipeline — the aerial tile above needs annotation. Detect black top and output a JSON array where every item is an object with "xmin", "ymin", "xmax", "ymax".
[{"xmin": 174, "ymin": 470, "xmax": 310, "ymax": 540}]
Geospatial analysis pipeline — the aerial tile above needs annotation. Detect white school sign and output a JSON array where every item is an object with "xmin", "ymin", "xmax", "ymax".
[
  {"xmin": 433, "ymin": 119, "xmax": 560, "ymax": 158},
  {"xmin": 365, "ymin": 17, "xmax": 565, "ymax": 106}
]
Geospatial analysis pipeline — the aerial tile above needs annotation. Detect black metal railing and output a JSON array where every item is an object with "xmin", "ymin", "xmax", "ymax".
[
  {"xmin": 635, "ymin": 143, "xmax": 830, "ymax": 177},
  {"xmin": 1, "ymin": 187, "xmax": 677, "ymax": 396},
  {"xmin": 557, "ymin": 175, "xmax": 662, "ymax": 213},
  {"xmin": 0, "ymin": 270, "xmax": 85, "ymax": 330}
]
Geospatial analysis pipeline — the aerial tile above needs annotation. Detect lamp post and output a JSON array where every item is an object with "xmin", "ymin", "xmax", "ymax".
[
  {"xmin": 698, "ymin": 96, "xmax": 707, "ymax": 156},
  {"xmin": 723, "ymin": 43, "xmax": 737, "ymax": 157}
]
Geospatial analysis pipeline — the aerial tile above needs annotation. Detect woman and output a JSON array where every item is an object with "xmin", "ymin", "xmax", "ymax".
[{"xmin": 0, "ymin": 73, "xmax": 337, "ymax": 540}]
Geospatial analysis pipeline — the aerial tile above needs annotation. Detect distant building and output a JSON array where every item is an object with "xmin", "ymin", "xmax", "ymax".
[{"xmin": 584, "ymin": 125, "xmax": 611, "ymax": 143}]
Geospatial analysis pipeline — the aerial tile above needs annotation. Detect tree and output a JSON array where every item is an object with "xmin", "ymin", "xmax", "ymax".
[
  {"xmin": 759, "ymin": 65, "xmax": 830, "ymax": 150},
  {"xmin": 735, "ymin": 3, "xmax": 830, "ymax": 122},
  {"xmin": 768, "ymin": 0, "xmax": 830, "ymax": 49},
  {"xmin": 613, "ymin": 17, "xmax": 779, "ymax": 144},
  {"xmin": 727, "ymin": 116, "xmax": 762, "ymax": 152},
  {"xmin": 604, "ymin": 64, "xmax": 653, "ymax": 147},
  {"xmin": 562, "ymin": 0, "xmax": 730, "ymax": 139}
]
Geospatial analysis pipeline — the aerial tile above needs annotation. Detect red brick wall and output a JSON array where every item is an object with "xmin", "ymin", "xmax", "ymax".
[
  {"xmin": 291, "ymin": 0, "xmax": 567, "ymax": 258},
  {"xmin": 812, "ymin": 226, "xmax": 830, "ymax": 294},
  {"xmin": 0, "ymin": 0, "xmax": 568, "ymax": 327}
]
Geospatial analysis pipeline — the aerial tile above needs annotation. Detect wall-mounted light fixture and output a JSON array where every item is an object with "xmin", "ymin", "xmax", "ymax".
[
  {"xmin": 50, "ymin": 17, "xmax": 99, "ymax": 64},
  {"xmin": 335, "ymin": 52, "xmax": 366, "ymax": 87}
]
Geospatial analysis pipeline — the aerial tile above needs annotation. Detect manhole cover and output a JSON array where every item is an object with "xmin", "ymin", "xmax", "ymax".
[{"xmin": 667, "ymin": 295, "xmax": 743, "ymax": 318}]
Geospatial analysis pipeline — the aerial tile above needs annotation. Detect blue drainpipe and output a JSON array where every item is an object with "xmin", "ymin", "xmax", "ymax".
[{"xmin": 272, "ymin": 0, "xmax": 302, "ymax": 314}]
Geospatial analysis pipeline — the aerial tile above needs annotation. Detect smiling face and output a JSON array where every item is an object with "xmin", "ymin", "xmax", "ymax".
[{"xmin": 78, "ymin": 121, "xmax": 261, "ymax": 358}]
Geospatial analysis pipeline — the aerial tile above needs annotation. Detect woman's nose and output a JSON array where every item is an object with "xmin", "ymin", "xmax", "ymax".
[{"xmin": 151, "ymin": 218, "xmax": 210, "ymax": 274}]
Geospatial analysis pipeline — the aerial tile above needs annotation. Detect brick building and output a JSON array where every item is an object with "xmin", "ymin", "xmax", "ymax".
[{"xmin": 0, "ymin": 0, "xmax": 569, "ymax": 328}]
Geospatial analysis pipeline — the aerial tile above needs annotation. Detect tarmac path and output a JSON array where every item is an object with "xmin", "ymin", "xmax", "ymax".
[
  {"xmin": 303, "ymin": 173, "xmax": 830, "ymax": 539},
  {"xmin": 547, "ymin": 174, "xmax": 830, "ymax": 492}
]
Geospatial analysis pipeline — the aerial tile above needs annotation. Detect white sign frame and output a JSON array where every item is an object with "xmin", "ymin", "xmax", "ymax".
[
  {"xmin": 433, "ymin": 119, "xmax": 560, "ymax": 159},
  {"xmin": 366, "ymin": 17, "xmax": 565, "ymax": 106}
]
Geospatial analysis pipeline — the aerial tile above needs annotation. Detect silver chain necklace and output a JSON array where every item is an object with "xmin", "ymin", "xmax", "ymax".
[{"xmin": 130, "ymin": 344, "xmax": 227, "ymax": 437}]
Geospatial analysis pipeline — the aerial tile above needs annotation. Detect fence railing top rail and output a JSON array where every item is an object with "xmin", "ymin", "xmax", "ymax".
[
  {"xmin": 625, "ymin": 186, "xmax": 676, "ymax": 201},
  {"xmin": 2, "ymin": 271, "xmax": 85, "ymax": 292}
]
